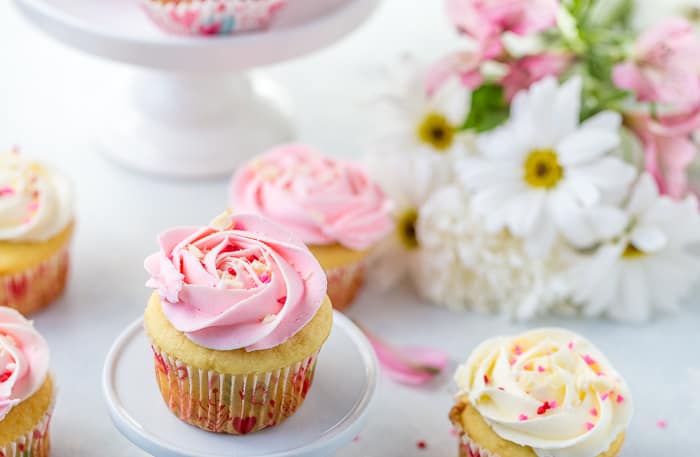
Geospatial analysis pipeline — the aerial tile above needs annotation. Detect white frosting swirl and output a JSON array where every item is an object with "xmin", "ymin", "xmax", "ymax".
[
  {"xmin": 455, "ymin": 328, "xmax": 632, "ymax": 457},
  {"xmin": 0, "ymin": 151, "xmax": 73, "ymax": 242}
]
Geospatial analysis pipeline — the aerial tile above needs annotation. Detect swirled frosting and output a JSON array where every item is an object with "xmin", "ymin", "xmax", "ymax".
[
  {"xmin": 229, "ymin": 145, "xmax": 393, "ymax": 251},
  {"xmin": 0, "ymin": 307, "xmax": 50, "ymax": 421},
  {"xmin": 455, "ymin": 328, "xmax": 632, "ymax": 457},
  {"xmin": 0, "ymin": 151, "xmax": 73, "ymax": 242},
  {"xmin": 144, "ymin": 211, "xmax": 327, "ymax": 352}
]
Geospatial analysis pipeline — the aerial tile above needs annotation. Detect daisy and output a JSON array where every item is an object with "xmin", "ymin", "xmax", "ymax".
[
  {"xmin": 458, "ymin": 76, "xmax": 636, "ymax": 256},
  {"xmin": 570, "ymin": 174, "xmax": 700, "ymax": 322},
  {"xmin": 364, "ymin": 149, "xmax": 451, "ymax": 289},
  {"xmin": 369, "ymin": 57, "xmax": 472, "ymax": 160}
]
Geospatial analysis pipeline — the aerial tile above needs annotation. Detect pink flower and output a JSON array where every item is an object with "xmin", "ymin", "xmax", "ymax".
[
  {"xmin": 628, "ymin": 106, "xmax": 700, "ymax": 199},
  {"xmin": 500, "ymin": 53, "xmax": 572, "ymax": 101},
  {"xmin": 613, "ymin": 18, "xmax": 700, "ymax": 110},
  {"xmin": 445, "ymin": 0, "xmax": 558, "ymax": 58},
  {"xmin": 425, "ymin": 50, "xmax": 484, "ymax": 96}
]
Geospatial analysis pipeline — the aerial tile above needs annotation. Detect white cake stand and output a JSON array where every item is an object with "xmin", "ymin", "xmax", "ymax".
[
  {"xmin": 13, "ymin": 0, "xmax": 379, "ymax": 177},
  {"xmin": 102, "ymin": 312, "xmax": 379, "ymax": 457}
]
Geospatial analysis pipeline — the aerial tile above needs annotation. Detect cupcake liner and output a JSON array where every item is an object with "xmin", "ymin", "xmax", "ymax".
[
  {"xmin": 325, "ymin": 260, "xmax": 366, "ymax": 312},
  {"xmin": 0, "ymin": 402, "xmax": 53, "ymax": 457},
  {"xmin": 0, "ymin": 247, "xmax": 69, "ymax": 316},
  {"xmin": 142, "ymin": 0, "xmax": 287, "ymax": 36},
  {"xmin": 458, "ymin": 434, "xmax": 498, "ymax": 457},
  {"xmin": 150, "ymin": 344, "xmax": 320, "ymax": 434}
]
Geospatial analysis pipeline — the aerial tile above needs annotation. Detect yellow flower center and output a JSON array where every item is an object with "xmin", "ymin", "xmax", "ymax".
[
  {"xmin": 417, "ymin": 112, "xmax": 455, "ymax": 152},
  {"xmin": 622, "ymin": 243, "xmax": 645, "ymax": 259},
  {"xmin": 524, "ymin": 149, "xmax": 564, "ymax": 189},
  {"xmin": 397, "ymin": 208, "xmax": 419, "ymax": 250}
]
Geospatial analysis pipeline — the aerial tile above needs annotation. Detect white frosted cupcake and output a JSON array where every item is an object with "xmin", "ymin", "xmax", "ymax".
[{"xmin": 450, "ymin": 328, "xmax": 633, "ymax": 457}]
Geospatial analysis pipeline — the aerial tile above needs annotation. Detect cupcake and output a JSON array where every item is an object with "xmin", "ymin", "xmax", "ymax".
[
  {"xmin": 0, "ymin": 151, "xmax": 73, "ymax": 315},
  {"xmin": 0, "ymin": 307, "xmax": 53, "ymax": 457},
  {"xmin": 230, "ymin": 145, "xmax": 393, "ymax": 311},
  {"xmin": 142, "ymin": 0, "xmax": 287, "ymax": 36},
  {"xmin": 450, "ymin": 328, "xmax": 632, "ymax": 457},
  {"xmin": 144, "ymin": 211, "xmax": 332, "ymax": 434}
]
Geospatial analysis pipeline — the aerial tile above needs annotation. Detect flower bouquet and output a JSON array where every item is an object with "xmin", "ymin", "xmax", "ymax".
[{"xmin": 367, "ymin": 0, "xmax": 700, "ymax": 322}]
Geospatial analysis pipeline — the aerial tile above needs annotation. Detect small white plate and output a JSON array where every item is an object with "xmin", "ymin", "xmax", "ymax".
[{"xmin": 102, "ymin": 312, "xmax": 378, "ymax": 457}]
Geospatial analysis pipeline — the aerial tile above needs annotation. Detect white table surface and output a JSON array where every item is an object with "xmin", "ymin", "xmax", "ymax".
[{"xmin": 1, "ymin": 1, "xmax": 699, "ymax": 456}]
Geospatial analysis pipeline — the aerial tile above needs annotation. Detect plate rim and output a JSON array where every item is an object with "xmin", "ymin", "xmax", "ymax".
[
  {"xmin": 13, "ymin": 0, "xmax": 377, "ymax": 49},
  {"xmin": 102, "ymin": 310, "xmax": 378, "ymax": 457}
]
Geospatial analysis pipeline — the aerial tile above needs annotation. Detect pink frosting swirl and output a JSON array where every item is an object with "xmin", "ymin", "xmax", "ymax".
[
  {"xmin": 0, "ymin": 307, "xmax": 50, "ymax": 421},
  {"xmin": 229, "ymin": 145, "xmax": 393, "ymax": 251},
  {"xmin": 144, "ymin": 212, "xmax": 327, "ymax": 352}
]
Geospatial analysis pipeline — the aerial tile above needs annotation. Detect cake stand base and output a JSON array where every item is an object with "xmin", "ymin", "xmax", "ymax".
[{"xmin": 96, "ymin": 72, "xmax": 294, "ymax": 178}]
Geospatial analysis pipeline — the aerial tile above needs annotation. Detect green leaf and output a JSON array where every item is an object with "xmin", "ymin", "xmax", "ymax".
[{"xmin": 462, "ymin": 84, "xmax": 510, "ymax": 133}]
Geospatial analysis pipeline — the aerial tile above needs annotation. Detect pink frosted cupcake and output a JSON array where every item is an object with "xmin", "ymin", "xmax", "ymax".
[
  {"xmin": 230, "ymin": 145, "xmax": 393, "ymax": 311},
  {"xmin": 0, "ymin": 307, "xmax": 53, "ymax": 457},
  {"xmin": 144, "ymin": 212, "xmax": 332, "ymax": 434},
  {"xmin": 142, "ymin": 0, "xmax": 287, "ymax": 36}
]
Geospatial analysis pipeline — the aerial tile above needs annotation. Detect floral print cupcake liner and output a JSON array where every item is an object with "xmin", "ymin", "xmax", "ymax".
[
  {"xmin": 0, "ymin": 248, "xmax": 69, "ymax": 316},
  {"xmin": 0, "ymin": 407, "xmax": 52, "ymax": 457},
  {"xmin": 151, "ymin": 344, "xmax": 319, "ymax": 434},
  {"xmin": 325, "ymin": 260, "xmax": 366, "ymax": 311},
  {"xmin": 142, "ymin": 0, "xmax": 287, "ymax": 36},
  {"xmin": 458, "ymin": 435, "xmax": 497, "ymax": 457}
]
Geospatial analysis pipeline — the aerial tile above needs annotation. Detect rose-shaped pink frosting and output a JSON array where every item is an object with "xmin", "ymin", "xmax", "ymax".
[
  {"xmin": 144, "ymin": 212, "xmax": 327, "ymax": 352},
  {"xmin": 229, "ymin": 145, "xmax": 393, "ymax": 251},
  {"xmin": 0, "ymin": 307, "xmax": 50, "ymax": 421}
]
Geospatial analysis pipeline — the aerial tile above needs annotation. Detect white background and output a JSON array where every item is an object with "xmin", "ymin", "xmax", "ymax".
[{"xmin": 1, "ymin": 0, "xmax": 700, "ymax": 455}]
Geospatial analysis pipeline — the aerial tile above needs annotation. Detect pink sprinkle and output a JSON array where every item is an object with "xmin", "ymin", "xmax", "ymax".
[
  {"xmin": 550, "ymin": 401, "xmax": 557, "ymax": 408},
  {"xmin": 233, "ymin": 222, "xmax": 244, "ymax": 230},
  {"xmin": 352, "ymin": 436, "xmax": 360, "ymax": 442},
  {"xmin": 483, "ymin": 375, "xmax": 489, "ymax": 384},
  {"xmin": 537, "ymin": 365, "xmax": 545, "ymax": 372},
  {"xmin": 260, "ymin": 273, "xmax": 271, "ymax": 283},
  {"xmin": 450, "ymin": 428, "xmax": 458, "ymax": 436},
  {"xmin": 657, "ymin": 420, "xmax": 667, "ymax": 429},
  {"xmin": 568, "ymin": 341, "xmax": 574, "ymax": 349},
  {"xmin": 509, "ymin": 358, "xmax": 516, "ymax": 366},
  {"xmin": 601, "ymin": 393, "xmax": 610, "ymax": 401},
  {"xmin": 597, "ymin": 372, "xmax": 605, "ymax": 376},
  {"xmin": 585, "ymin": 422, "xmax": 595, "ymax": 431},
  {"xmin": 0, "ymin": 187, "xmax": 14, "ymax": 197},
  {"xmin": 590, "ymin": 408, "xmax": 598, "ymax": 417},
  {"xmin": 498, "ymin": 387, "xmax": 505, "ymax": 391},
  {"xmin": 416, "ymin": 440, "xmax": 427, "ymax": 450},
  {"xmin": 616, "ymin": 394, "xmax": 625, "ymax": 404},
  {"xmin": 519, "ymin": 414, "xmax": 528, "ymax": 421},
  {"xmin": 514, "ymin": 345, "xmax": 523, "ymax": 355},
  {"xmin": 583, "ymin": 355, "xmax": 596, "ymax": 366}
]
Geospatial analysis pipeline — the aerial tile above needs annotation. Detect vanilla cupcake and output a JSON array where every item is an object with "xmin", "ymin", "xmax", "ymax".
[
  {"xmin": 144, "ymin": 211, "xmax": 331, "ymax": 434},
  {"xmin": 142, "ymin": 0, "xmax": 287, "ymax": 36},
  {"xmin": 450, "ymin": 328, "xmax": 632, "ymax": 457},
  {"xmin": 230, "ymin": 145, "xmax": 393, "ymax": 311},
  {"xmin": 0, "ymin": 151, "xmax": 73, "ymax": 315},
  {"xmin": 0, "ymin": 307, "xmax": 53, "ymax": 457}
]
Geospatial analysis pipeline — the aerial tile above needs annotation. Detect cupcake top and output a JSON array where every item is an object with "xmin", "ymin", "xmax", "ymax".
[
  {"xmin": 144, "ymin": 211, "xmax": 327, "ymax": 352},
  {"xmin": 455, "ymin": 328, "xmax": 633, "ymax": 457},
  {"xmin": 0, "ymin": 151, "xmax": 73, "ymax": 243},
  {"xmin": 229, "ymin": 145, "xmax": 393, "ymax": 251},
  {"xmin": 0, "ymin": 307, "xmax": 50, "ymax": 421}
]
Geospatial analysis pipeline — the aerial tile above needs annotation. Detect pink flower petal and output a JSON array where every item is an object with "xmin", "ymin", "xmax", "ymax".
[{"xmin": 360, "ymin": 324, "xmax": 449, "ymax": 386}]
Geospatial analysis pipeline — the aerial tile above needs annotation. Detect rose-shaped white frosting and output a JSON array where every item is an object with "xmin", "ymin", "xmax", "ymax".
[
  {"xmin": 455, "ymin": 328, "xmax": 632, "ymax": 457},
  {"xmin": 0, "ymin": 151, "xmax": 73, "ymax": 242},
  {"xmin": 145, "ymin": 212, "xmax": 327, "ymax": 352},
  {"xmin": 0, "ymin": 307, "xmax": 50, "ymax": 421},
  {"xmin": 229, "ymin": 145, "xmax": 393, "ymax": 251}
]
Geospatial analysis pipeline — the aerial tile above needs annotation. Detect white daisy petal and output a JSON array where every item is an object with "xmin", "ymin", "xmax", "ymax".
[
  {"xmin": 626, "ymin": 173, "xmax": 659, "ymax": 216},
  {"xmin": 551, "ymin": 76, "xmax": 583, "ymax": 140},
  {"xmin": 610, "ymin": 262, "xmax": 650, "ymax": 322},
  {"xmin": 432, "ymin": 77, "xmax": 471, "ymax": 126},
  {"xmin": 580, "ymin": 111, "xmax": 622, "ymax": 132},
  {"xmin": 630, "ymin": 225, "xmax": 668, "ymax": 253},
  {"xmin": 558, "ymin": 130, "xmax": 621, "ymax": 165}
]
